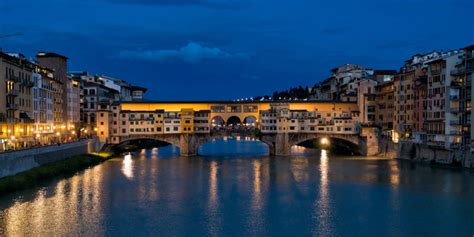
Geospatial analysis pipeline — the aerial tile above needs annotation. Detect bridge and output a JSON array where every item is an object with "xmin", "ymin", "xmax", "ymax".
[{"xmin": 96, "ymin": 101, "xmax": 380, "ymax": 156}]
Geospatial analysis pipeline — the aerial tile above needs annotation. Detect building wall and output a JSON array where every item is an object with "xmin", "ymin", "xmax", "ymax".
[{"xmin": 36, "ymin": 53, "xmax": 69, "ymax": 123}]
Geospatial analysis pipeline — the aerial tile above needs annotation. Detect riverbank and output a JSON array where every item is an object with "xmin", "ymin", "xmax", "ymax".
[
  {"xmin": 0, "ymin": 138, "xmax": 102, "ymax": 178},
  {"xmin": 396, "ymin": 141, "xmax": 474, "ymax": 169},
  {"xmin": 0, "ymin": 153, "xmax": 111, "ymax": 194}
]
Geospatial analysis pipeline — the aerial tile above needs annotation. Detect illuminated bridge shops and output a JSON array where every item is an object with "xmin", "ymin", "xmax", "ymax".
[{"xmin": 97, "ymin": 101, "xmax": 380, "ymax": 156}]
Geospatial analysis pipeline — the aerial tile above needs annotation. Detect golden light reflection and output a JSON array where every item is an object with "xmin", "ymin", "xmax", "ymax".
[
  {"xmin": 252, "ymin": 160, "xmax": 262, "ymax": 210},
  {"xmin": 209, "ymin": 161, "xmax": 218, "ymax": 203},
  {"xmin": 314, "ymin": 149, "xmax": 331, "ymax": 235},
  {"xmin": 122, "ymin": 154, "xmax": 134, "ymax": 179},
  {"xmin": 389, "ymin": 160, "xmax": 400, "ymax": 187},
  {"xmin": 207, "ymin": 161, "xmax": 221, "ymax": 235}
]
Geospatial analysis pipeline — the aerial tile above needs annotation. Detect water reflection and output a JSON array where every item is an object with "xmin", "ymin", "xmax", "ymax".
[
  {"xmin": 1, "ymin": 142, "xmax": 474, "ymax": 236},
  {"xmin": 0, "ymin": 165, "xmax": 106, "ymax": 236},
  {"xmin": 252, "ymin": 160, "xmax": 262, "ymax": 210},
  {"xmin": 207, "ymin": 161, "xmax": 220, "ymax": 235},
  {"xmin": 314, "ymin": 149, "xmax": 332, "ymax": 236},
  {"xmin": 121, "ymin": 154, "xmax": 134, "ymax": 179}
]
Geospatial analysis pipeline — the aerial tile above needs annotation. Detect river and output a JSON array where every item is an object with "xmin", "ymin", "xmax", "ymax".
[{"xmin": 0, "ymin": 138, "xmax": 473, "ymax": 236}]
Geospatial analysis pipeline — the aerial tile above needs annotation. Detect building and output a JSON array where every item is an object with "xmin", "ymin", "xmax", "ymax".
[
  {"xmin": 357, "ymin": 78, "xmax": 377, "ymax": 124},
  {"xmin": 69, "ymin": 72, "xmax": 148, "ymax": 135},
  {"xmin": 0, "ymin": 52, "xmax": 36, "ymax": 150},
  {"xmin": 374, "ymin": 80, "xmax": 395, "ymax": 137},
  {"xmin": 32, "ymin": 64, "xmax": 63, "ymax": 144},
  {"xmin": 66, "ymin": 76, "xmax": 80, "ymax": 129}
]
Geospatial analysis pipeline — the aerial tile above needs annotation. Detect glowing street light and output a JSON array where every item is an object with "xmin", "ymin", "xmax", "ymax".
[{"xmin": 320, "ymin": 137, "xmax": 330, "ymax": 146}]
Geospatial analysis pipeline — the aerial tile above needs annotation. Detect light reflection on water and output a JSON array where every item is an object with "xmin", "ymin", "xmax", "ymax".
[{"xmin": 0, "ymin": 139, "xmax": 474, "ymax": 236}]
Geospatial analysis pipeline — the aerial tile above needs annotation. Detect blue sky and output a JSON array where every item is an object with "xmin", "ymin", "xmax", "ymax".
[{"xmin": 1, "ymin": 0, "xmax": 473, "ymax": 100}]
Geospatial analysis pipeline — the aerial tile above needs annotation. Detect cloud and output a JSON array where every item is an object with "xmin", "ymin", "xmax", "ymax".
[
  {"xmin": 108, "ymin": 0, "xmax": 247, "ymax": 9},
  {"xmin": 118, "ymin": 42, "xmax": 252, "ymax": 63}
]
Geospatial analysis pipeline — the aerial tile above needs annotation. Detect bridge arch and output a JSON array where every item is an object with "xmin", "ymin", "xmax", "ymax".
[
  {"xmin": 113, "ymin": 135, "xmax": 182, "ymax": 150},
  {"xmin": 290, "ymin": 133, "xmax": 361, "ymax": 154},
  {"xmin": 226, "ymin": 116, "xmax": 242, "ymax": 126},
  {"xmin": 243, "ymin": 115, "xmax": 257, "ymax": 127},
  {"xmin": 211, "ymin": 116, "xmax": 225, "ymax": 128}
]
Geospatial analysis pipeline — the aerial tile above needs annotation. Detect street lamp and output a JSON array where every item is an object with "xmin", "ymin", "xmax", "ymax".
[{"xmin": 320, "ymin": 137, "xmax": 330, "ymax": 146}]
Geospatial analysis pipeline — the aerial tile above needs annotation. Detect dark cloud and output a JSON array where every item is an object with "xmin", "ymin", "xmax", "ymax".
[{"xmin": 108, "ymin": 0, "xmax": 248, "ymax": 9}]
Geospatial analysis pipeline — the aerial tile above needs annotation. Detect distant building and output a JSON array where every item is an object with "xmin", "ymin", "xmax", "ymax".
[{"xmin": 69, "ymin": 71, "xmax": 147, "ymax": 134}]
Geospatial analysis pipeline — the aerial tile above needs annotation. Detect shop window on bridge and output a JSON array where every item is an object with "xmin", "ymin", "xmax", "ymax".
[
  {"xmin": 211, "ymin": 105, "xmax": 225, "ymax": 113},
  {"xmin": 243, "ymin": 105, "xmax": 258, "ymax": 112},
  {"xmin": 226, "ymin": 105, "xmax": 242, "ymax": 113}
]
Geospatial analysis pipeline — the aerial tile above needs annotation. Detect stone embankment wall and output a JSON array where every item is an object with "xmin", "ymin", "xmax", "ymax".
[
  {"xmin": 378, "ymin": 137, "xmax": 397, "ymax": 159},
  {"xmin": 0, "ymin": 138, "xmax": 100, "ymax": 178},
  {"xmin": 397, "ymin": 141, "xmax": 474, "ymax": 168}
]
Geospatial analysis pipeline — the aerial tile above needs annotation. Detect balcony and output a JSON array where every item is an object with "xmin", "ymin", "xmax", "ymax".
[
  {"xmin": 450, "ymin": 107, "xmax": 461, "ymax": 113},
  {"xmin": 449, "ymin": 130, "xmax": 463, "ymax": 135},
  {"xmin": 21, "ymin": 80, "xmax": 35, "ymax": 87},
  {"xmin": 451, "ymin": 68, "xmax": 465, "ymax": 76},
  {"xmin": 6, "ymin": 118, "xmax": 20, "ymax": 123},
  {"xmin": 431, "ymin": 69, "xmax": 442, "ymax": 75},
  {"xmin": 6, "ymin": 103, "xmax": 18, "ymax": 110},
  {"xmin": 6, "ymin": 90, "xmax": 19, "ymax": 97},
  {"xmin": 450, "ymin": 79, "xmax": 463, "ymax": 87},
  {"xmin": 451, "ymin": 67, "xmax": 473, "ymax": 76},
  {"xmin": 449, "ymin": 95, "xmax": 460, "ymax": 100},
  {"xmin": 450, "ymin": 120, "xmax": 462, "ymax": 126},
  {"xmin": 6, "ymin": 75, "xmax": 20, "ymax": 83}
]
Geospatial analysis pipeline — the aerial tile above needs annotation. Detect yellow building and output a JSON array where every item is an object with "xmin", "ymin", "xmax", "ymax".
[{"xmin": 180, "ymin": 109, "xmax": 194, "ymax": 134}]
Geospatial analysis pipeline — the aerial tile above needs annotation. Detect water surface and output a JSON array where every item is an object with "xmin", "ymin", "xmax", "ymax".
[{"xmin": 0, "ymin": 139, "xmax": 473, "ymax": 236}]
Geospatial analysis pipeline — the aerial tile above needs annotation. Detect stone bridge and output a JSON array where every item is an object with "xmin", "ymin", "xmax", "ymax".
[{"xmin": 111, "ymin": 126, "xmax": 379, "ymax": 156}]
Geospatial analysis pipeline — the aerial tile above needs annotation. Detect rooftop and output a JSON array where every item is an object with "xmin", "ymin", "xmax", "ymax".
[{"xmin": 36, "ymin": 52, "xmax": 68, "ymax": 60}]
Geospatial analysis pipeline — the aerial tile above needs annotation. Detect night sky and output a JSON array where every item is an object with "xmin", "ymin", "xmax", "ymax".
[{"xmin": 1, "ymin": 0, "xmax": 473, "ymax": 100}]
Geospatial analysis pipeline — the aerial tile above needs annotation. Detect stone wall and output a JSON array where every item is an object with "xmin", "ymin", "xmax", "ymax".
[
  {"xmin": 397, "ymin": 141, "xmax": 474, "ymax": 168},
  {"xmin": 0, "ymin": 138, "xmax": 100, "ymax": 178},
  {"xmin": 379, "ymin": 137, "xmax": 397, "ymax": 159}
]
